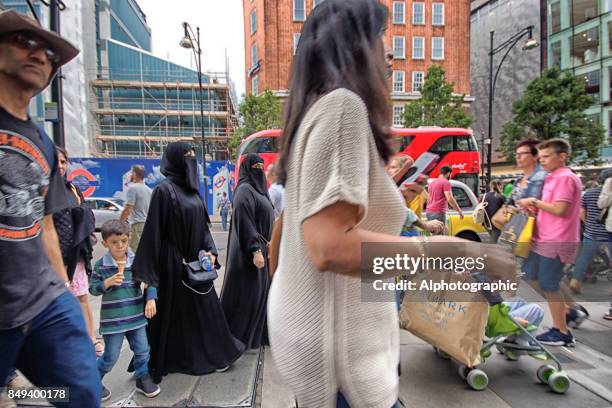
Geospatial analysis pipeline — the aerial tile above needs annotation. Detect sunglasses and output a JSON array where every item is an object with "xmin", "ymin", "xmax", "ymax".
[{"xmin": 8, "ymin": 32, "xmax": 61, "ymax": 65}]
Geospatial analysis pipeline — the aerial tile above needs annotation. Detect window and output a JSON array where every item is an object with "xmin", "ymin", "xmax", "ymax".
[
  {"xmin": 572, "ymin": 27, "xmax": 600, "ymax": 66},
  {"xmin": 606, "ymin": 0, "xmax": 612, "ymax": 12},
  {"xmin": 393, "ymin": 36, "xmax": 405, "ymax": 59},
  {"xmin": 579, "ymin": 69, "xmax": 600, "ymax": 100},
  {"xmin": 293, "ymin": 33, "xmax": 301, "ymax": 55},
  {"xmin": 432, "ymin": 3, "xmax": 444, "ymax": 26},
  {"xmin": 392, "ymin": 105, "xmax": 405, "ymax": 127},
  {"xmin": 399, "ymin": 135, "xmax": 415, "ymax": 150},
  {"xmin": 313, "ymin": 0, "xmax": 324, "ymax": 7},
  {"xmin": 251, "ymin": 43, "xmax": 258, "ymax": 67},
  {"xmin": 413, "ymin": 2, "xmax": 425, "ymax": 25},
  {"xmin": 608, "ymin": 21, "xmax": 612, "ymax": 56},
  {"xmin": 250, "ymin": 10, "xmax": 257, "ymax": 34},
  {"xmin": 572, "ymin": 0, "xmax": 599, "ymax": 26},
  {"xmin": 242, "ymin": 137, "xmax": 278, "ymax": 154},
  {"xmin": 293, "ymin": 0, "xmax": 306, "ymax": 21},
  {"xmin": 412, "ymin": 71, "xmax": 424, "ymax": 92},
  {"xmin": 432, "ymin": 37, "xmax": 444, "ymax": 60},
  {"xmin": 451, "ymin": 187, "xmax": 472, "ymax": 209},
  {"xmin": 412, "ymin": 37, "xmax": 424, "ymax": 59},
  {"xmin": 251, "ymin": 75, "xmax": 259, "ymax": 95},
  {"xmin": 550, "ymin": 41, "xmax": 562, "ymax": 68},
  {"xmin": 393, "ymin": 2, "xmax": 405, "ymax": 24},
  {"xmin": 550, "ymin": 2, "xmax": 561, "ymax": 34},
  {"xmin": 430, "ymin": 136, "xmax": 453, "ymax": 156},
  {"xmin": 455, "ymin": 136, "xmax": 478, "ymax": 152},
  {"xmin": 392, "ymin": 71, "xmax": 405, "ymax": 92}
]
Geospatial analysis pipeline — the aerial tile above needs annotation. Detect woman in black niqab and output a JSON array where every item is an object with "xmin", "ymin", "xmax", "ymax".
[
  {"xmin": 132, "ymin": 142, "xmax": 244, "ymax": 383},
  {"xmin": 221, "ymin": 153, "xmax": 274, "ymax": 349}
]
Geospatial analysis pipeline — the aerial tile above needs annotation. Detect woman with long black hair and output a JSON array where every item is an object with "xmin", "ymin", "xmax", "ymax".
[
  {"xmin": 267, "ymin": 1, "xmax": 515, "ymax": 407},
  {"xmin": 221, "ymin": 153, "xmax": 274, "ymax": 349},
  {"xmin": 132, "ymin": 142, "xmax": 244, "ymax": 384}
]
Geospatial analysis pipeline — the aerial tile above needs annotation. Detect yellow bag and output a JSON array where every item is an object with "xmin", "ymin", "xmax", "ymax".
[{"xmin": 498, "ymin": 213, "xmax": 535, "ymax": 258}]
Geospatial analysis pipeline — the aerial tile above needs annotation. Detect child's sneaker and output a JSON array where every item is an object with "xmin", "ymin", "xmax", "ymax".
[
  {"xmin": 536, "ymin": 328, "xmax": 575, "ymax": 347},
  {"xmin": 566, "ymin": 304, "xmax": 589, "ymax": 328},
  {"xmin": 101, "ymin": 385, "xmax": 111, "ymax": 402},
  {"xmin": 136, "ymin": 374, "xmax": 160, "ymax": 398}
]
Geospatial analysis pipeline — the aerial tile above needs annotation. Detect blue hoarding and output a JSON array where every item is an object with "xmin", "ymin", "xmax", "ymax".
[{"xmin": 67, "ymin": 158, "xmax": 235, "ymax": 215}]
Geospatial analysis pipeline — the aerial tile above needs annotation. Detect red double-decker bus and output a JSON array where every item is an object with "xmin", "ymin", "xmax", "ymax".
[{"xmin": 235, "ymin": 127, "xmax": 481, "ymax": 193}]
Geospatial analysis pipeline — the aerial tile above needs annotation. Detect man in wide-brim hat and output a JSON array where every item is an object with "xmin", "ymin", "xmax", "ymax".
[{"xmin": 0, "ymin": 9, "xmax": 101, "ymax": 407}]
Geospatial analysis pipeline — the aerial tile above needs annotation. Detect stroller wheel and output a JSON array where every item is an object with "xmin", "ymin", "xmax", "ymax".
[
  {"xmin": 467, "ymin": 369, "xmax": 488, "ymax": 391},
  {"xmin": 458, "ymin": 365, "xmax": 469, "ymax": 380},
  {"xmin": 548, "ymin": 371, "xmax": 570, "ymax": 394},
  {"xmin": 537, "ymin": 364, "xmax": 556, "ymax": 384}
]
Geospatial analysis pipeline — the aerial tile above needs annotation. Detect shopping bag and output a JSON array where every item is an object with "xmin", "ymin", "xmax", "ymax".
[
  {"xmin": 491, "ymin": 205, "xmax": 518, "ymax": 230},
  {"xmin": 399, "ymin": 271, "xmax": 488, "ymax": 367},
  {"xmin": 498, "ymin": 212, "xmax": 535, "ymax": 258}
]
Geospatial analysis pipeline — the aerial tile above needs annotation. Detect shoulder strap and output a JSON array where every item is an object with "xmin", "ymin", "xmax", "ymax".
[{"xmin": 36, "ymin": 125, "xmax": 56, "ymax": 171}]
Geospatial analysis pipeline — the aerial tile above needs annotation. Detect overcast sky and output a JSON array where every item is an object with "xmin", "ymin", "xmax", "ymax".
[{"xmin": 139, "ymin": 0, "xmax": 246, "ymax": 100}]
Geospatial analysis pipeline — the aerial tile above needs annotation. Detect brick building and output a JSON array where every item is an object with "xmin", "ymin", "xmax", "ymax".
[{"xmin": 242, "ymin": 0, "xmax": 472, "ymax": 126}]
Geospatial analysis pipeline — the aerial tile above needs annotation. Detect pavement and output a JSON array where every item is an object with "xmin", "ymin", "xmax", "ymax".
[{"xmin": 12, "ymin": 224, "xmax": 612, "ymax": 407}]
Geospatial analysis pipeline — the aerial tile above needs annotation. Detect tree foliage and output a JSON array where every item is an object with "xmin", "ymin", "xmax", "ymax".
[
  {"xmin": 499, "ymin": 67, "xmax": 605, "ymax": 165},
  {"xmin": 229, "ymin": 90, "xmax": 282, "ymax": 156},
  {"xmin": 403, "ymin": 65, "xmax": 472, "ymax": 129}
]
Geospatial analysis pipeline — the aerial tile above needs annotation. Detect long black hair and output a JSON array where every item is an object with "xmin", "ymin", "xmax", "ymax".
[{"xmin": 276, "ymin": 0, "xmax": 392, "ymax": 185}]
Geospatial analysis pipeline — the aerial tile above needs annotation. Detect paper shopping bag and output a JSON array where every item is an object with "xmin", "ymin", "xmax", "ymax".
[{"xmin": 399, "ymin": 271, "xmax": 488, "ymax": 367}]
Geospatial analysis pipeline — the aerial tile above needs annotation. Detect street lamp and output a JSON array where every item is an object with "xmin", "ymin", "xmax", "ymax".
[
  {"xmin": 179, "ymin": 21, "xmax": 208, "ymax": 208},
  {"xmin": 487, "ymin": 26, "xmax": 539, "ymax": 187}
]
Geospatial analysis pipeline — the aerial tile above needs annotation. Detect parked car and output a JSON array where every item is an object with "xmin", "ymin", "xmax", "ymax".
[
  {"xmin": 84, "ymin": 197, "xmax": 124, "ymax": 231},
  {"xmin": 425, "ymin": 179, "xmax": 490, "ymax": 242}
]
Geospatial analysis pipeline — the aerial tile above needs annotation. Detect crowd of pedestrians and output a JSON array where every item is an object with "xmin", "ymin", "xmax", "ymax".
[{"xmin": 1, "ymin": 2, "xmax": 612, "ymax": 408}]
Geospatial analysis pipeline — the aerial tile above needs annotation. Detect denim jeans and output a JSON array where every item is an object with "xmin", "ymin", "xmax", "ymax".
[
  {"xmin": 98, "ymin": 326, "xmax": 150, "ymax": 380},
  {"xmin": 0, "ymin": 291, "xmax": 100, "ymax": 407},
  {"xmin": 221, "ymin": 210, "xmax": 229, "ymax": 231},
  {"xmin": 505, "ymin": 297, "xmax": 544, "ymax": 344},
  {"xmin": 572, "ymin": 237, "xmax": 612, "ymax": 281}
]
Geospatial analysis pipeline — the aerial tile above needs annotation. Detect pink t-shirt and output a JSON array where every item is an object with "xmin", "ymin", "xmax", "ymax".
[
  {"xmin": 427, "ymin": 177, "xmax": 451, "ymax": 214},
  {"xmin": 531, "ymin": 167, "xmax": 582, "ymax": 264}
]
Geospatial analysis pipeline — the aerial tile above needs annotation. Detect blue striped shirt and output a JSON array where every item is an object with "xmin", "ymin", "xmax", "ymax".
[{"xmin": 582, "ymin": 187, "xmax": 609, "ymax": 241}]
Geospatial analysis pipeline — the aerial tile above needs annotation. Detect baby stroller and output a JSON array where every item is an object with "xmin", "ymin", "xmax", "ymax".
[{"xmin": 432, "ymin": 273, "xmax": 570, "ymax": 394}]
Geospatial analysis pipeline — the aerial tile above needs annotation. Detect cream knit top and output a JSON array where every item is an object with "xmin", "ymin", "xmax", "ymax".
[{"xmin": 268, "ymin": 89, "xmax": 408, "ymax": 408}]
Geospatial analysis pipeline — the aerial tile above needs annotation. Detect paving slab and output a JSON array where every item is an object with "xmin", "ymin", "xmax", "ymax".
[
  {"xmin": 260, "ymin": 347, "xmax": 296, "ymax": 408},
  {"xmin": 188, "ymin": 349, "xmax": 261, "ymax": 408}
]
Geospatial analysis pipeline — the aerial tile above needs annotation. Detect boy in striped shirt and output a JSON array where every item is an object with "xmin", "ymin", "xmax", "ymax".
[{"xmin": 90, "ymin": 220, "xmax": 160, "ymax": 402}]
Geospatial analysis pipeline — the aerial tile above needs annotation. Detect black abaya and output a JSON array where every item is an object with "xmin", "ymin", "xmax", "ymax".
[
  {"xmin": 221, "ymin": 181, "xmax": 274, "ymax": 349},
  {"xmin": 132, "ymin": 179, "xmax": 245, "ymax": 383}
]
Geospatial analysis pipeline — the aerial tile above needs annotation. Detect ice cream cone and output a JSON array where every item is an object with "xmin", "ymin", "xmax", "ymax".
[{"xmin": 116, "ymin": 260, "xmax": 126, "ymax": 276}]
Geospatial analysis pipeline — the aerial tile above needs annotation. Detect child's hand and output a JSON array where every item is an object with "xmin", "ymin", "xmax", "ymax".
[
  {"xmin": 104, "ymin": 272, "xmax": 124, "ymax": 289},
  {"xmin": 145, "ymin": 299, "xmax": 157, "ymax": 319}
]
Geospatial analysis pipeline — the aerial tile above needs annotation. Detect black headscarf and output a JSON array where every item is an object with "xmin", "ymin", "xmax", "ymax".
[
  {"xmin": 237, "ymin": 154, "xmax": 269, "ymax": 199},
  {"xmin": 161, "ymin": 142, "xmax": 200, "ymax": 193}
]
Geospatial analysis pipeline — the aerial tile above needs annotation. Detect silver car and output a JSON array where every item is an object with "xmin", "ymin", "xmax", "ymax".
[{"xmin": 84, "ymin": 197, "xmax": 125, "ymax": 231}]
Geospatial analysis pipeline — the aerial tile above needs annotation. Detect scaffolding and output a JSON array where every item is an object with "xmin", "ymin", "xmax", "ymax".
[{"xmin": 90, "ymin": 68, "xmax": 238, "ymax": 159}]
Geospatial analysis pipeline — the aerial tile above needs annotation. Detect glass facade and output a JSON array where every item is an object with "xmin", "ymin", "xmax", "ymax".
[
  {"xmin": 109, "ymin": 0, "xmax": 151, "ymax": 51},
  {"xmin": 547, "ymin": 0, "xmax": 612, "ymax": 152}
]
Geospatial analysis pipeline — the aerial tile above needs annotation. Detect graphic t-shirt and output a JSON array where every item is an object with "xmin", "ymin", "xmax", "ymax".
[{"xmin": 0, "ymin": 106, "xmax": 69, "ymax": 329}]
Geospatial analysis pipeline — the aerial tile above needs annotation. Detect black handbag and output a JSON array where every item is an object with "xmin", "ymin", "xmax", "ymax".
[{"xmin": 183, "ymin": 254, "xmax": 218, "ymax": 285}]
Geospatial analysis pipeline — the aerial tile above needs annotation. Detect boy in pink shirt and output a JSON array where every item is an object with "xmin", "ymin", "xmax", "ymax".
[{"xmin": 521, "ymin": 139, "xmax": 582, "ymax": 347}]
